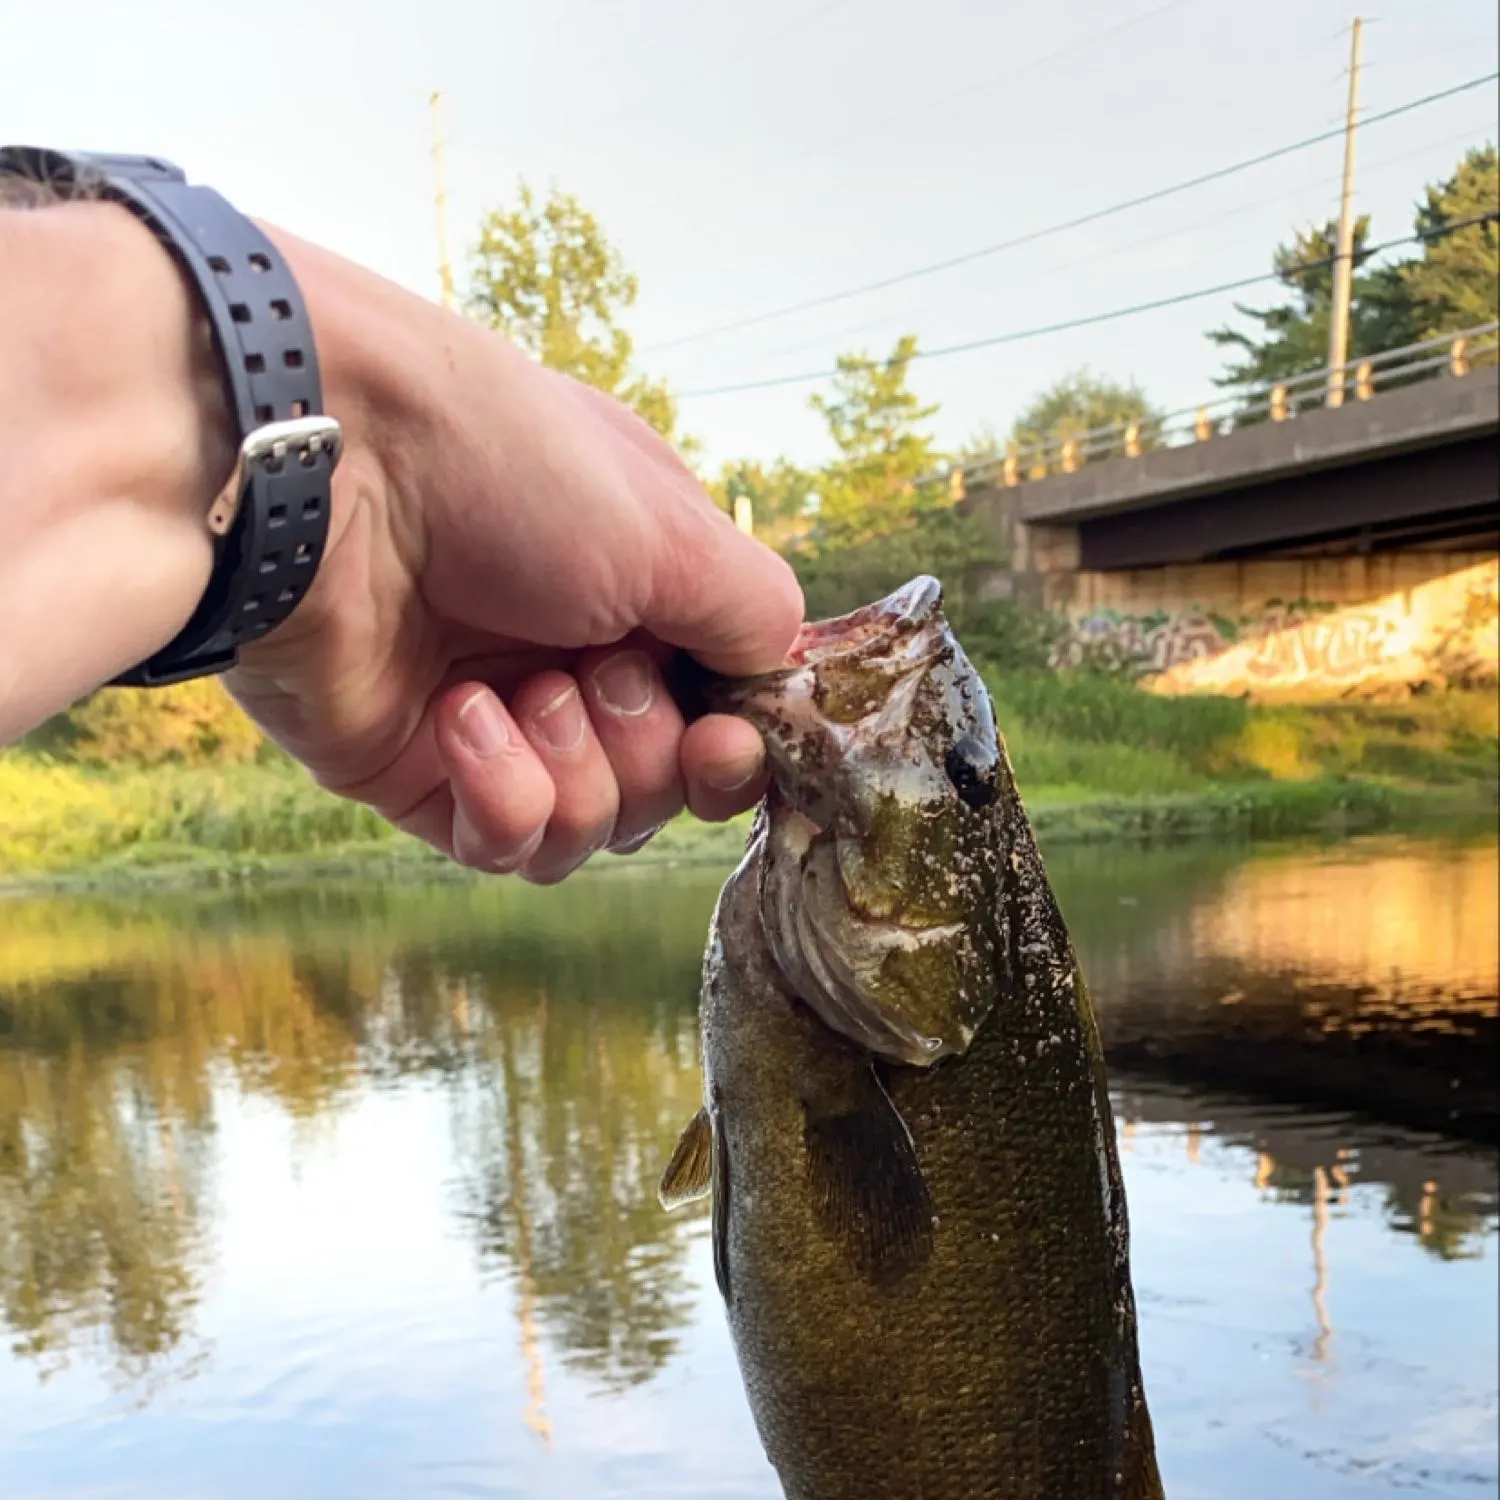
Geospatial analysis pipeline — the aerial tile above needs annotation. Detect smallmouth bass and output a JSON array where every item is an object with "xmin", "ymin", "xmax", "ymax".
[{"xmin": 661, "ymin": 576, "xmax": 1164, "ymax": 1500}]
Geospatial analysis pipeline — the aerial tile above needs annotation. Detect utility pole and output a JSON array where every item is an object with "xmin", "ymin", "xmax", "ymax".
[
  {"xmin": 1326, "ymin": 17, "xmax": 1363, "ymax": 408},
  {"xmin": 429, "ymin": 90, "xmax": 457, "ymax": 311}
]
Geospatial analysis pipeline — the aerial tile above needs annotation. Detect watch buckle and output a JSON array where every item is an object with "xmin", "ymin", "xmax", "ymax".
[{"xmin": 206, "ymin": 414, "xmax": 344, "ymax": 537}]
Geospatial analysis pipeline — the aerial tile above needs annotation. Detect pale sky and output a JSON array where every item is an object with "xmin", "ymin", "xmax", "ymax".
[{"xmin": 5, "ymin": 0, "xmax": 1497, "ymax": 469}]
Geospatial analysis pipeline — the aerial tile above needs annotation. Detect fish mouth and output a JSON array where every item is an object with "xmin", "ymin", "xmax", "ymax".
[
  {"xmin": 672, "ymin": 576, "xmax": 951, "ymax": 723},
  {"xmin": 786, "ymin": 575, "xmax": 946, "ymax": 668}
]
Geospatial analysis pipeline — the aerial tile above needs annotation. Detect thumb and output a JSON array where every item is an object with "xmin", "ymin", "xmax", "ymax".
[{"xmin": 647, "ymin": 501, "xmax": 805, "ymax": 678}]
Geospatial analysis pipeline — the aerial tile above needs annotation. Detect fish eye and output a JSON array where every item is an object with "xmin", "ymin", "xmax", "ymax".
[{"xmin": 944, "ymin": 734, "xmax": 998, "ymax": 810}]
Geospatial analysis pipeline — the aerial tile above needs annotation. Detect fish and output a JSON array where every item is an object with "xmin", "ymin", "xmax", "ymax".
[{"xmin": 659, "ymin": 575, "xmax": 1164, "ymax": 1500}]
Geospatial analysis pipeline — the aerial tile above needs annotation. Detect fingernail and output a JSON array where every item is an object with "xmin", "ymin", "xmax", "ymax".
[
  {"xmin": 593, "ymin": 651, "xmax": 655, "ymax": 717},
  {"xmin": 610, "ymin": 822, "xmax": 666, "ymax": 855},
  {"xmin": 456, "ymin": 688, "xmax": 511, "ymax": 759},
  {"xmin": 491, "ymin": 825, "xmax": 546, "ymax": 874},
  {"xmin": 533, "ymin": 685, "xmax": 586, "ymax": 755},
  {"xmin": 700, "ymin": 750, "xmax": 763, "ymax": 793}
]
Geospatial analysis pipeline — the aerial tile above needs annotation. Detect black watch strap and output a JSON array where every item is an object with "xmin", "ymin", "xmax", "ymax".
[{"xmin": 0, "ymin": 146, "xmax": 342, "ymax": 687}]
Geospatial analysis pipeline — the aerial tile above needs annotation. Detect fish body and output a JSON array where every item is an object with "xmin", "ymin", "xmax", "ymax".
[{"xmin": 662, "ymin": 577, "xmax": 1163, "ymax": 1500}]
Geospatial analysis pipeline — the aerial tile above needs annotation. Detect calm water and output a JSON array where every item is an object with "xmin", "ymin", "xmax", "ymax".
[{"xmin": 0, "ymin": 831, "xmax": 1495, "ymax": 1500}]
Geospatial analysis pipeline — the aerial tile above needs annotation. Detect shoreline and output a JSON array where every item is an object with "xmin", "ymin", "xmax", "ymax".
[{"xmin": 2, "ymin": 775, "xmax": 1489, "ymax": 899}]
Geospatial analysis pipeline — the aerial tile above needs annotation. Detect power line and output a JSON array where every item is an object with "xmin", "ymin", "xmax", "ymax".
[
  {"xmin": 645, "ymin": 70, "xmax": 1500, "ymax": 355},
  {"xmin": 717, "ymin": 119, "xmax": 1494, "ymax": 375},
  {"xmin": 676, "ymin": 211, "xmax": 1499, "ymax": 398}
]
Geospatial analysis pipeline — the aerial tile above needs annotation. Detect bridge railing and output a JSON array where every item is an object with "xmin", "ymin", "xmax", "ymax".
[{"xmin": 946, "ymin": 321, "xmax": 1499, "ymax": 496}]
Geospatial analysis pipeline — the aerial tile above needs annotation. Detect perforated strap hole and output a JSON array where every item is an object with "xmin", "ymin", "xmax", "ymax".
[
  {"xmin": 255, "ymin": 404, "xmax": 275, "ymax": 427},
  {"xmin": 294, "ymin": 542, "xmax": 313, "ymax": 564},
  {"xmin": 208, "ymin": 255, "xmax": 232, "ymax": 274},
  {"xmin": 278, "ymin": 586, "xmax": 299, "ymax": 605},
  {"xmin": 268, "ymin": 504, "xmax": 287, "ymax": 527},
  {"xmin": 299, "ymin": 448, "xmax": 317, "ymax": 469},
  {"xmin": 283, "ymin": 349, "xmax": 304, "ymax": 369},
  {"xmin": 290, "ymin": 399, "xmax": 309, "ymax": 418},
  {"xmin": 258, "ymin": 555, "xmax": 280, "ymax": 575},
  {"xmin": 269, "ymin": 299, "xmax": 292, "ymax": 320},
  {"xmin": 230, "ymin": 303, "xmax": 252, "ymax": 324},
  {"xmin": 246, "ymin": 353, "xmax": 266, "ymax": 375},
  {"xmin": 248, "ymin": 252, "xmax": 272, "ymax": 272},
  {"xmin": 242, "ymin": 597, "xmax": 262, "ymax": 615},
  {"xmin": 302, "ymin": 498, "xmax": 321, "ymax": 518}
]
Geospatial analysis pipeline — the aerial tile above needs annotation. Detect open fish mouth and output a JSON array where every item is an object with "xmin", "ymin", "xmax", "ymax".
[{"xmin": 785, "ymin": 575, "xmax": 946, "ymax": 668}]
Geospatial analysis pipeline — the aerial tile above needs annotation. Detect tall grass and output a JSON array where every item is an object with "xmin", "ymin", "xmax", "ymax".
[{"xmin": 2, "ymin": 683, "xmax": 1493, "ymax": 883}]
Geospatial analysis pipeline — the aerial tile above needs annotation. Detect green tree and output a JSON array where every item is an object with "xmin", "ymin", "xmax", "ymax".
[
  {"xmin": 790, "ymin": 335, "xmax": 1002, "ymax": 622},
  {"xmin": 1208, "ymin": 143, "xmax": 1499, "ymax": 397},
  {"xmin": 1004, "ymin": 367, "xmax": 1165, "ymax": 461},
  {"xmin": 1207, "ymin": 216, "xmax": 1414, "ymax": 394},
  {"xmin": 1399, "ymin": 144, "xmax": 1499, "ymax": 342},
  {"xmin": 706, "ymin": 457, "xmax": 817, "ymax": 544},
  {"xmin": 464, "ymin": 181, "xmax": 691, "ymax": 450},
  {"xmin": 807, "ymin": 335, "xmax": 944, "ymax": 541}
]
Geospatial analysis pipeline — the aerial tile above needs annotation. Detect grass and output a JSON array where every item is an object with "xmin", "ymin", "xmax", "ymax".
[{"xmin": 1, "ymin": 680, "xmax": 1493, "ymax": 893}]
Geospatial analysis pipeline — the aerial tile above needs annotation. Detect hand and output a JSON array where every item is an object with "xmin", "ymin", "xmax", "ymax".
[{"xmin": 219, "ymin": 228, "xmax": 803, "ymax": 882}]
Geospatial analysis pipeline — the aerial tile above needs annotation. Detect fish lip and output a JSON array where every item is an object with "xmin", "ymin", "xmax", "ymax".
[
  {"xmin": 787, "ymin": 575, "xmax": 945, "ymax": 668},
  {"xmin": 692, "ymin": 575, "xmax": 950, "ymax": 718}
]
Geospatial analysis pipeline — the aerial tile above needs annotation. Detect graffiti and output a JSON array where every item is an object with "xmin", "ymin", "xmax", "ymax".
[
  {"xmin": 1243, "ymin": 607, "xmax": 1401, "ymax": 683},
  {"xmin": 1063, "ymin": 561, "xmax": 1499, "ymax": 695},
  {"xmin": 1069, "ymin": 608, "xmax": 1232, "ymax": 673}
]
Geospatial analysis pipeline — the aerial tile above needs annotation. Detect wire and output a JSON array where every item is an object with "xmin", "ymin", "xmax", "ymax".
[
  {"xmin": 676, "ymin": 212, "xmax": 1499, "ymax": 398},
  {"xmin": 724, "ymin": 119, "xmax": 1496, "ymax": 374},
  {"xmin": 644, "ymin": 70, "xmax": 1500, "ymax": 354}
]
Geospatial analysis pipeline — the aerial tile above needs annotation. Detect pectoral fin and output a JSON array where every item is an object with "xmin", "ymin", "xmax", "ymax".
[
  {"xmin": 802, "ymin": 1067, "xmax": 935, "ymax": 1284},
  {"xmin": 660, "ymin": 1103, "xmax": 735, "ymax": 1306},
  {"xmin": 659, "ymin": 1107, "xmax": 713, "ymax": 1210}
]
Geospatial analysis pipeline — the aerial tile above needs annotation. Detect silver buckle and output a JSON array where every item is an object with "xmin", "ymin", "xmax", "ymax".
[{"xmin": 206, "ymin": 415, "xmax": 344, "ymax": 537}]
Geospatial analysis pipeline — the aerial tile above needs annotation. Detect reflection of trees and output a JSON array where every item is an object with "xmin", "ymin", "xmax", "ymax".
[
  {"xmin": 0, "ymin": 873, "xmax": 722, "ymax": 1398},
  {"xmin": 0, "ymin": 1009, "xmax": 209, "ymax": 1387},
  {"xmin": 443, "ymin": 954, "xmax": 710, "ymax": 1392}
]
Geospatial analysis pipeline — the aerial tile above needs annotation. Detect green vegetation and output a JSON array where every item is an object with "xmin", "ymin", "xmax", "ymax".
[
  {"xmin": 464, "ymin": 180, "xmax": 690, "ymax": 450},
  {"xmin": 3, "ymin": 679, "xmax": 1491, "ymax": 892},
  {"xmin": 1208, "ymin": 145, "xmax": 1498, "ymax": 395}
]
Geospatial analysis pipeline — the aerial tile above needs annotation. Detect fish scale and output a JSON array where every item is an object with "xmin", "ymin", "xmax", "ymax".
[{"xmin": 661, "ymin": 577, "xmax": 1164, "ymax": 1500}]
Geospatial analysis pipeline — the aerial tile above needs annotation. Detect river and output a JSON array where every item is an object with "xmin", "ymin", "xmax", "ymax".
[{"xmin": 0, "ymin": 830, "xmax": 1495, "ymax": 1499}]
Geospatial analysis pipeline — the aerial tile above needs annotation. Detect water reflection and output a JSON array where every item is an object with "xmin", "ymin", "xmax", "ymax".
[
  {"xmin": 0, "ymin": 876, "xmax": 722, "ymax": 1395},
  {"xmin": 0, "ymin": 834, "xmax": 1495, "ymax": 1498}
]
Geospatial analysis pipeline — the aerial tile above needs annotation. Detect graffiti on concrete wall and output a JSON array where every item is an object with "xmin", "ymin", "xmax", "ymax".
[{"xmin": 1065, "ymin": 560, "xmax": 1499, "ymax": 695}]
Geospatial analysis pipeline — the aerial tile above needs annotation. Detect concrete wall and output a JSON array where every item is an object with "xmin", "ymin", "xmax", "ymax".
[{"xmin": 1044, "ymin": 552, "xmax": 1499, "ymax": 697}]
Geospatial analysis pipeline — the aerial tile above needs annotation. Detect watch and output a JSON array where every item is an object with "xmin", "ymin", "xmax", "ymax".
[{"xmin": 0, "ymin": 145, "xmax": 343, "ymax": 687}]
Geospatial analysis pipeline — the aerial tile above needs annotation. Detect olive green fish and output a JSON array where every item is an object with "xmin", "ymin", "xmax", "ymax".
[{"xmin": 660, "ymin": 576, "xmax": 1164, "ymax": 1500}]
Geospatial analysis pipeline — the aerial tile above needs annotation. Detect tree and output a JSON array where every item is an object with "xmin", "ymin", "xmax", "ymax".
[
  {"xmin": 791, "ymin": 336, "xmax": 1002, "ymax": 621},
  {"xmin": 1003, "ymin": 367, "xmax": 1164, "ymax": 461},
  {"xmin": 1208, "ymin": 143, "xmax": 1499, "ymax": 396},
  {"xmin": 807, "ymin": 335, "xmax": 945, "ymax": 541},
  {"xmin": 705, "ymin": 457, "xmax": 818, "ymax": 548},
  {"xmin": 1399, "ymin": 145, "xmax": 1499, "ymax": 343},
  {"xmin": 1207, "ymin": 216, "xmax": 1414, "ymax": 393},
  {"xmin": 464, "ymin": 181, "xmax": 691, "ymax": 451}
]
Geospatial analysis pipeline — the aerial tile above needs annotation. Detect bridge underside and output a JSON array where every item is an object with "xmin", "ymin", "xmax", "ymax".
[{"xmin": 1075, "ymin": 436, "xmax": 1498, "ymax": 570}]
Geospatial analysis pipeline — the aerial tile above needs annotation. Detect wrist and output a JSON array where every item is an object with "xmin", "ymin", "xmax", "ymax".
[{"xmin": 0, "ymin": 201, "xmax": 233, "ymax": 736}]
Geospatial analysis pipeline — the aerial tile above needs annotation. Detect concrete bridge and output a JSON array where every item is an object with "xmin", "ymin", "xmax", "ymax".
[{"xmin": 957, "ymin": 329, "xmax": 1499, "ymax": 695}]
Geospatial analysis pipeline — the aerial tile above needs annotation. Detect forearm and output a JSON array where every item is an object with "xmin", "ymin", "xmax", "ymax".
[{"xmin": 0, "ymin": 201, "xmax": 230, "ymax": 740}]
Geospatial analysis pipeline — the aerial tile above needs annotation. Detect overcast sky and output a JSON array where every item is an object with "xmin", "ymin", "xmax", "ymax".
[{"xmin": 6, "ymin": 0, "xmax": 1497, "ymax": 468}]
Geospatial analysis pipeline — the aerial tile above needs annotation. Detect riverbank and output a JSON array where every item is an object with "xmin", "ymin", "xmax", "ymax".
[{"xmin": 2, "ymin": 678, "xmax": 1494, "ymax": 895}]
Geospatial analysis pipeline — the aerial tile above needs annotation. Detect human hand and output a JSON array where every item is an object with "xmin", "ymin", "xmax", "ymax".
[{"xmin": 217, "ymin": 228, "xmax": 803, "ymax": 883}]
